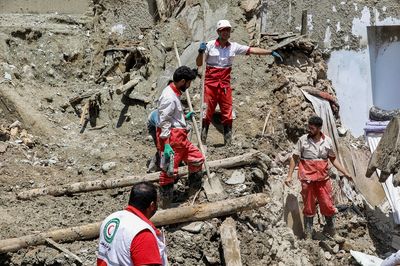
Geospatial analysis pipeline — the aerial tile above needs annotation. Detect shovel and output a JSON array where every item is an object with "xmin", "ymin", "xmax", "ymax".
[{"xmin": 173, "ymin": 42, "xmax": 226, "ymax": 201}]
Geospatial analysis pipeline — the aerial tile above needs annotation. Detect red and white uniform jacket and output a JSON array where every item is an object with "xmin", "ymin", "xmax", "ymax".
[
  {"xmin": 157, "ymin": 83, "xmax": 186, "ymax": 140},
  {"xmin": 294, "ymin": 133, "xmax": 335, "ymax": 182},
  {"xmin": 204, "ymin": 39, "xmax": 251, "ymax": 87},
  {"xmin": 97, "ymin": 206, "xmax": 167, "ymax": 266}
]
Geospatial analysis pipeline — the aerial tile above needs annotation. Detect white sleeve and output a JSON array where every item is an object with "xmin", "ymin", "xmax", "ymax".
[
  {"xmin": 293, "ymin": 139, "xmax": 302, "ymax": 157},
  {"xmin": 158, "ymin": 99, "xmax": 175, "ymax": 139},
  {"xmin": 233, "ymin": 42, "xmax": 250, "ymax": 55}
]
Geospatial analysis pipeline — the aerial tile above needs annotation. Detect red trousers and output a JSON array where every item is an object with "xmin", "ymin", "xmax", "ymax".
[
  {"xmin": 203, "ymin": 83, "xmax": 233, "ymax": 126},
  {"xmin": 157, "ymin": 128, "xmax": 204, "ymax": 186},
  {"xmin": 301, "ymin": 179, "xmax": 337, "ymax": 217}
]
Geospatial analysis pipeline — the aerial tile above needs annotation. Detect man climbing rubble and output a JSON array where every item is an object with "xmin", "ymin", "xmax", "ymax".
[
  {"xmin": 196, "ymin": 19, "xmax": 283, "ymax": 146},
  {"xmin": 156, "ymin": 66, "xmax": 205, "ymax": 208},
  {"xmin": 97, "ymin": 182, "xmax": 167, "ymax": 266},
  {"xmin": 285, "ymin": 116, "xmax": 352, "ymax": 239}
]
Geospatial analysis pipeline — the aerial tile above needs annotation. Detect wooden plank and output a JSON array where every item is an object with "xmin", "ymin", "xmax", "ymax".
[
  {"xmin": 45, "ymin": 238, "xmax": 83, "ymax": 265},
  {"xmin": 220, "ymin": 217, "xmax": 242, "ymax": 266},
  {"xmin": 301, "ymin": 10, "xmax": 308, "ymax": 35},
  {"xmin": 269, "ymin": 35, "xmax": 306, "ymax": 51}
]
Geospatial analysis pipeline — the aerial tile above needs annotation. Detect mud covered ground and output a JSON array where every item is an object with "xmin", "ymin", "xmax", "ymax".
[{"xmin": 0, "ymin": 0, "xmax": 398, "ymax": 265}]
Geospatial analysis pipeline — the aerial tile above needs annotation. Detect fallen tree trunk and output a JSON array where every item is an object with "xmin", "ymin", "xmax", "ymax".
[
  {"xmin": 220, "ymin": 217, "xmax": 242, "ymax": 266},
  {"xmin": 17, "ymin": 151, "xmax": 265, "ymax": 200},
  {"xmin": 0, "ymin": 193, "xmax": 269, "ymax": 253}
]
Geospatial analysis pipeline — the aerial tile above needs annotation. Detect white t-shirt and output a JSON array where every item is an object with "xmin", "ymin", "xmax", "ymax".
[{"xmin": 205, "ymin": 40, "xmax": 250, "ymax": 68}]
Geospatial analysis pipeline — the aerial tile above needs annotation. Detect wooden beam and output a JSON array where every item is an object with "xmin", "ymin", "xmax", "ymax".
[
  {"xmin": 220, "ymin": 217, "xmax": 242, "ymax": 266},
  {"xmin": 17, "ymin": 152, "xmax": 266, "ymax": 200},
  {"xmin": 115, "ymin": 76, "xmax": 142, "ymax": 95},
  {"xmin": 301, "ymin": 10, "xmax": 308, "ymax": 35}
]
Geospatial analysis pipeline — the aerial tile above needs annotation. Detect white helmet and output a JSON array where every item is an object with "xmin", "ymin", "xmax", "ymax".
[{"xmin": 216, "ymin": 20, "xmax": 232, "ymax": 30}]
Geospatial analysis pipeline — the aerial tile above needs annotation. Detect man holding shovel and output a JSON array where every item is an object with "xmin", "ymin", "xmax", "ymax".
[
  {"xmin": 156, "ymin": 66, "xmax": 205, "ymax": 208},
  {"xmin": 196, "ymin": 19, "xmax": 283, "ymax": 145},
  {"xmin": 285, "ymin": 116, "xmax": 352, "ymax": 239}
]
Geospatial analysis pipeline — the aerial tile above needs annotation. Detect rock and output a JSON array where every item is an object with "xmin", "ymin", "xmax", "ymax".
[
  {"xmin": 9, "ymin": 120, "xmax": 21, "ymax": 129},
  {"xmin": 181, "ymin": 222, "xmax": 204, "ymax": 234},
  {"xmin": 22, "ymin": 137, "xmax": 34, "ymax": 148},
  {"xmin": 270, "ymin": 167, "xmax": 283, "ymax": 175},
  {"xmin": 291, "ymin": 72, "xmax": 312, "ymax": 86},
  {"xmin": 341, "ymin": 241, "xmax": 354, "ymax": 252},
  {"xmin": 44, "ymin": 96, "xmax": 53, "ymax": 103},
  {"xmin": 325, "ymin": 251, "xmax": 332, "ymax": 260},
  {"xmin": 337, "ymin": 127, "xmax": 348, "ymax": 136},
  {"xmin": 205, "ymin": 255, "xmax": 219, "ymax": 265},
  {"xmin": 4, "ymin": 72, "xmax": 12, "ymax": 80},
  {"xmin": 10, "ymin": 127, "xmax": 18, "ymax": 137},
  {"xmin": 333, "ymin": 244, "xmax": 340, "ymax": 254},
  {"xmin": 102, "ymin": 162, "xmax": 117, "ymax": 173},
  {"xmin": 0, "ymin": 142, "xmax": 7, "ymax": 153},
  {"xmin": 22, "ymin": 65, "xmax": 35, "ymax": 79},
  {"xmin": 241, "ymin": 0, "xmax": 260, "ymax": 14},
  {"xmin": 251, "ymin": 167, "xmax": 264, "ymax": 182},
  {"xmin": 225, "ymin": 170, "xmax": 246, "ymax": 185},
  {"xmin": 175, "ymin": 256, "xmax": 184, "ymax": 263},
  {"xmin": 336, "ymin": 250, "xmax": 346, "ymax": 259}
]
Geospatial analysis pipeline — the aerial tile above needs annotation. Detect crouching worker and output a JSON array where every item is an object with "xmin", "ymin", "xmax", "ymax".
[
  {"xmin": 285, "ymin": 116, "xmax": 352, "ymax": 239},
  {"xmin": 156, "ymin": 66, "xmax": 205, "ymax": 208},
  {"xmin": 97, "ymin": 182, "xmax": 167, "ymax": 266}
]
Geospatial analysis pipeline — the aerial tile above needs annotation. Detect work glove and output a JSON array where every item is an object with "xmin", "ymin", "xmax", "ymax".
[
  {"xmin": 185, "ymin": 111, "xmax": 195, "ymax": 120},
  {"xmin": 163, "ymin": 144, "xmax": 174, "ymax": 161},
  {"xmin": 198, "ymin": 42, "xmax": 207, "ymax": 54},
  {"xmin": 272, "ymin": 50, "xmax": 283, "ymax": 62}
]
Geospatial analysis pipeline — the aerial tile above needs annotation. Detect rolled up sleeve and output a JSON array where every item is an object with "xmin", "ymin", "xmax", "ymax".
[{"xmin": 293, "ymin": 139, "xmax": 302, "ymax": 157}]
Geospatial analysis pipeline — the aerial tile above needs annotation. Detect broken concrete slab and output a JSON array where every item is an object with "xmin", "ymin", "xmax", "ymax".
[
  {"xmin": 225, "ymin": 170, "xmax": 246, "ymax": 185},
  {"xmin": 101, "ymin": 162, "xmax": 117, "ymax": 173},
  {"xmin": 181, "ymin": 221, "xmax": 205, "ymax": 234}
]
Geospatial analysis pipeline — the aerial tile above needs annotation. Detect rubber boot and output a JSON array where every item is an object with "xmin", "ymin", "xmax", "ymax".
[
  {"xmin": 323, "ymin": 216, "xmax": 345, "ymax": 243},
  {"xmin": 201, "ymin": 124, "xmax": 209, "ymax": 145},
  {"xmin": 223, "ymin": 125, "xmax": 232, "ymax": 146},
  {"xmin": 159, "ymin": 184, "xmax": 174, "ymax": 209},
  {"xmin": 304, "ymin": 216, "xmax": 314, "ymax": 239},
  {"xmin": 323, "ymin": 216, "xmax": 335, "ymax": 237},
  {"xmin": 188, "ymin": 171, "xmax": 203, "ymax": 196}
]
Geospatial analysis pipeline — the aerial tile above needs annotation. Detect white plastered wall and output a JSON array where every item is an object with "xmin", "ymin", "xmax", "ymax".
[{"xmin": 327, "ymin": 6, "xmax": 400, "ymax": 136}]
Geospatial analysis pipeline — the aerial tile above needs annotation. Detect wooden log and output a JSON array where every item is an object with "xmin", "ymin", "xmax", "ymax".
[
  {"xmin": 17, "ymin": 152, "xmax": 265, "ymax": 200},
  {"xmin": 68, "ymin": 91, "xmax": 99, "ymax": 105},
  {"xmin": 269, "ymin": 35, "xmax": 306, "ymax": 51},
  {"xmin": 261, "ymin": 111, "xmax": 271, "ymax": 137},
  {"xmin": 45, "ymin": 238, "xmax": 83, "ymax": 264},
  {"xmin": 0, "ymin": 193, "xmax": 269, "ymax": 253},
  {"xmin": 115, "ymin": 76, "xmax": 142, "ymax": 95},
  {"xmin": 79, "ymin": 101, "xmax": 89, "ymax": 126},
  {"xmin": 220, "ymin": 217, "xmax": 242, "ymax": 266}
]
